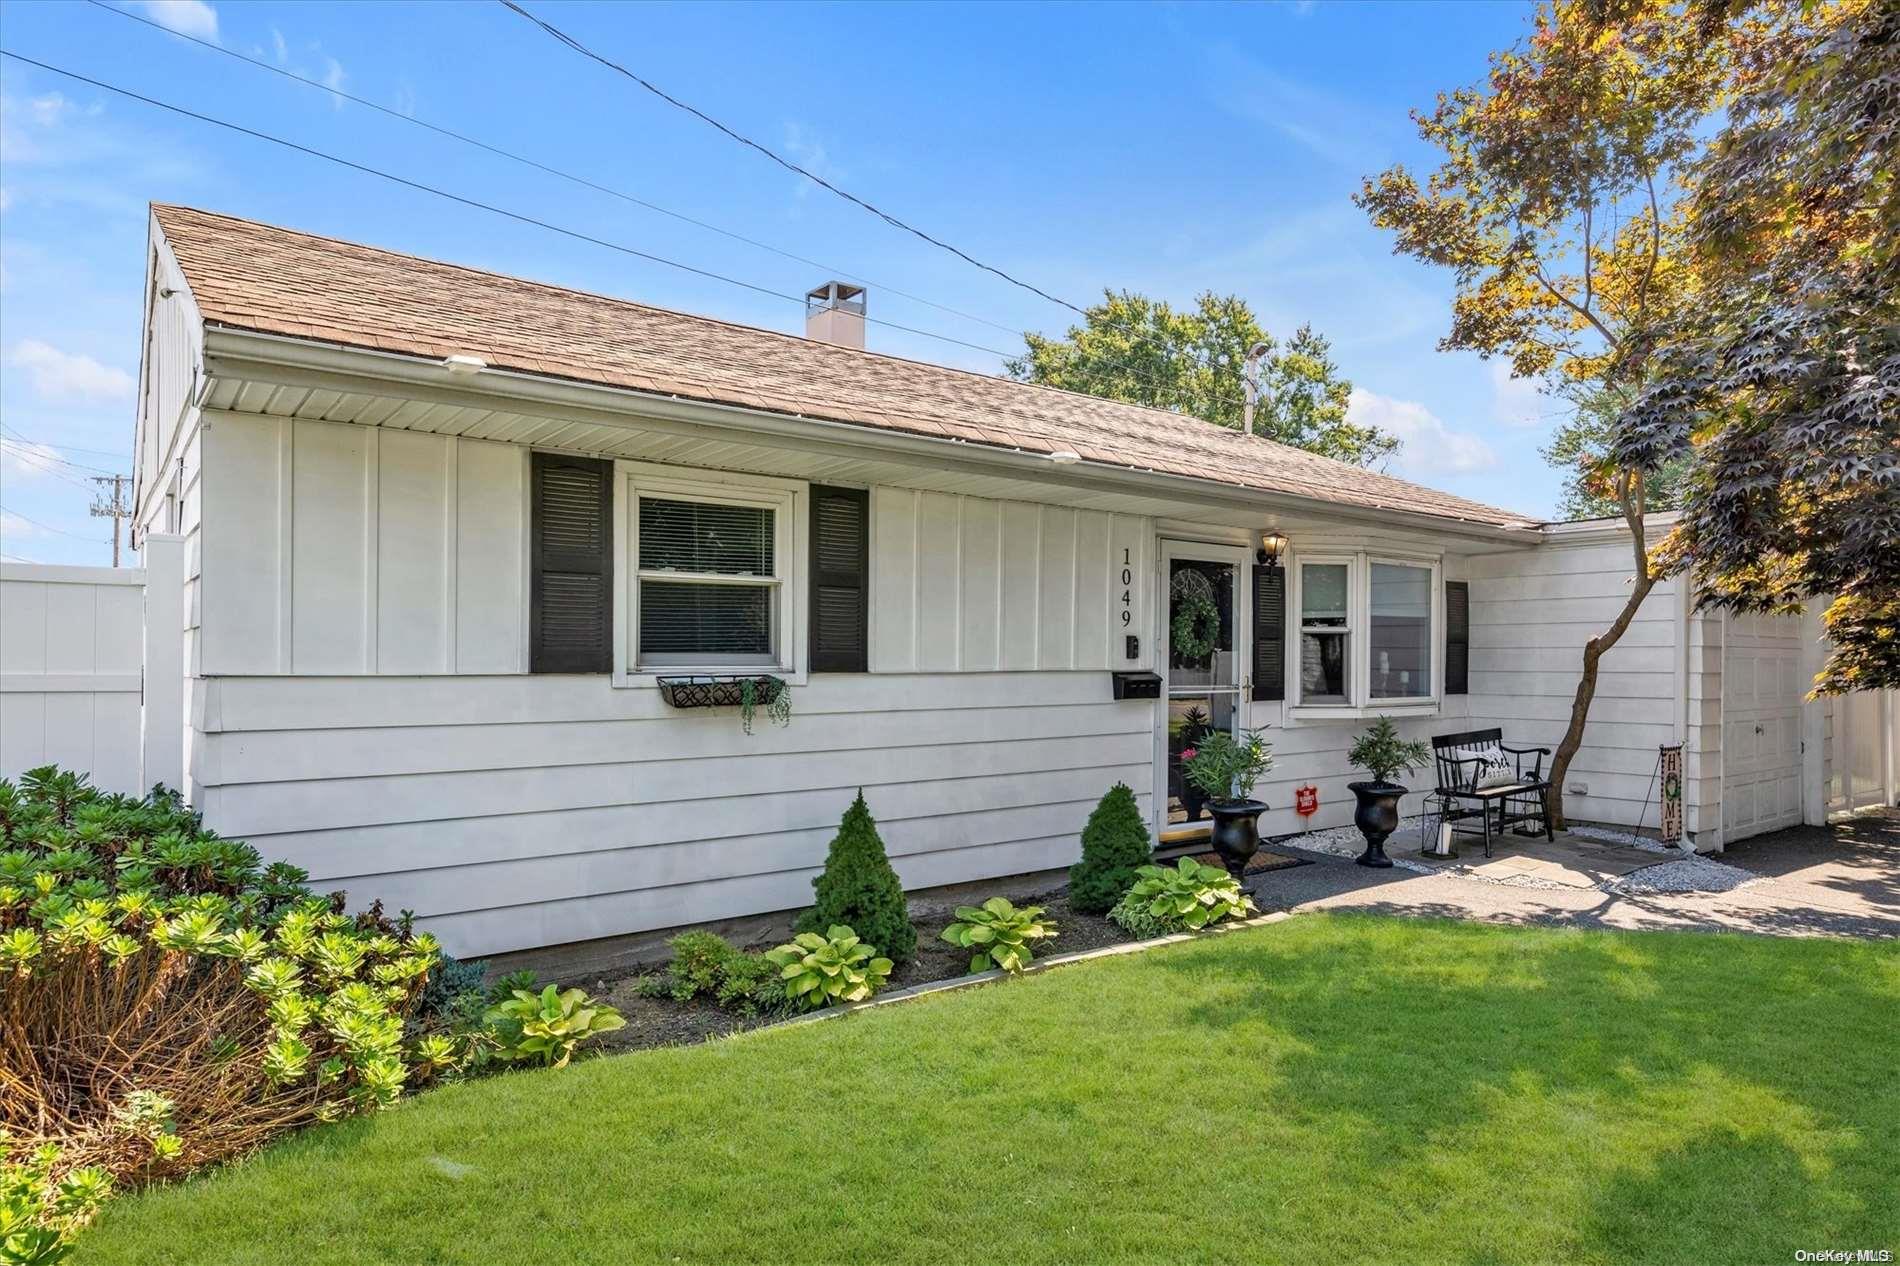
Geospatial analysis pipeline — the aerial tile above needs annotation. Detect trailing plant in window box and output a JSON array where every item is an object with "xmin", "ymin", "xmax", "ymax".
[
  {"xmin": 764, "ymin": 925, "xmax": 893, "ymax": 1010},
  {"xmin": 0, "ymin": 767, "xmax": 450, "ymax": 1201},
  {"xmin": 1108, "ymin": 857, "xmax": 1257, "ymax": 936},
  {"xmin": 939, "ymin": 898, "xmax": 1057, "ymax": 975},
  {"xmin": 737, "ymin": 676, "xmax": 792, "ymax": 735},
  {"xmin": 655, "ymin": 676, "xmax": 792, "ymax": 734}
]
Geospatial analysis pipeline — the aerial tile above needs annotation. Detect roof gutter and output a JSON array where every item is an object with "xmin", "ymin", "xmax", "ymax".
[{"xmin": 200, "ymin": 326, "xmax": 1544, "ymax": 547}]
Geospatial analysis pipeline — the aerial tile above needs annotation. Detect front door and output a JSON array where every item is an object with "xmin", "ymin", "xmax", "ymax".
[{"xmin": 1156, "ymin": 540, "xmax": 1248, "ymax": 845}]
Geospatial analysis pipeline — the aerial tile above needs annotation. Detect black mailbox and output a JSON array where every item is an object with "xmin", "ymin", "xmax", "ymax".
[{"xmin": 1111, "ymin": 671, "xmax": 1162, "ymax": 700}]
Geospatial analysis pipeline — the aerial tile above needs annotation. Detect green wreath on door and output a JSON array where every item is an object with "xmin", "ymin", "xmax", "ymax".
[{"xmin": 1171, "ymin": 590, "xmax": 1221, "ymax": 666}]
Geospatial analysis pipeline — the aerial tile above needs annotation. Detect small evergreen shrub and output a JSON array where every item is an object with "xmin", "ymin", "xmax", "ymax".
[
  {"xmin": 794, "ymin": 791, "xmax": 915, "ymax": 965},
  {"xmin": 643, "ymin": 932, "xmax": 788, "ymax": 1018},
  {"xmin": 1068, "ymin": 783, "xmax": 1153, "ymax": 914},
  {"xmin": 712, "ymin": 952, "xmax": 790, "ymax": 1017}
]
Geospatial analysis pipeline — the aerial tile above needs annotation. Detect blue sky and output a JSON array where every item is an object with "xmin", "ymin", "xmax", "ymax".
[{"xmin": 0, "ymin": 0, "xmax": 1558, "ymax": 566}]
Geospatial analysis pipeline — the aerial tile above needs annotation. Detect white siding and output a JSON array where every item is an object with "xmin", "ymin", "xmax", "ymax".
[
  {"xmin": 871, "ymin": 489, "xmax": 1151, "ymax": 673},
  {"xmin": 1467, "ymin": 538, "xmax": 1689, "ymax": 830},
  {"xmin": 200, "ymin": 413, "xmax": 525, "ymax": 676},
  {"xmin": 0, "ymin": 565, "xmax": 148, "ymax": 794},
  {"xmin": 195, "ymin": 672, "xmax": 1153, "ymax": 956}
]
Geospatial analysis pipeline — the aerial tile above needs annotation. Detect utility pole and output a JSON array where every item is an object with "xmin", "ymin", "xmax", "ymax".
[{"xmin": 90, "ymin": 474, "xmax": 133, "ymax": 567}]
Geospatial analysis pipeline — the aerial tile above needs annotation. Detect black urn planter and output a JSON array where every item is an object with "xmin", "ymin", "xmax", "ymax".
[
  {"xmin": 1348, "ymin": 781, "xmax": 1406, "ymax": 868},
  {"xmin": 1207, "ymin": 799, "xmax": 1268, "ymax": 880}
]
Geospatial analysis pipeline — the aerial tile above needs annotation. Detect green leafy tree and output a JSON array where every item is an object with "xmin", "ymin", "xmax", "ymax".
[
  {"xmin": 1356, "ymin": 0, "xmax": 1744, "ymax": 825},
  {"xmin": 1612, "ymin": 0, "xmax": 1899, "ymax": 693},
  {"xmin": 1006, "ymin": 291, "xmax": 1397, "ymax": 466},
  {"xmin": 795, "ymin": 791, "xmax": 916, "ymax": 965},
  {"xmin": 1544, "ymin": 385, "xmax": 1691, "ymax": 520},
  {"xmin": 1067, "ymin": 782, "xmax": 1153, "ymax": 915}
]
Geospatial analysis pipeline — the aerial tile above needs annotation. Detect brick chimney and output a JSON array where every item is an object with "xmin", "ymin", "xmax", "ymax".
[{"xmin": 805, "ymin": 281, "xmax": 865, "ymax": 350}]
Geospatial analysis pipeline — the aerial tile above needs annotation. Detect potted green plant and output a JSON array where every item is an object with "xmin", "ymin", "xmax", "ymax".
[
  {"xmin": 1180, "ymin": 727, "xmax": 1272, "ymax": 879},
  {"xmin": 1345, "ymin": 716, "xmax": 1431, "ymax": 868},
  {"xmin": 1174, "ymin": 705, "xmax": 1212, "ymax": 822}
]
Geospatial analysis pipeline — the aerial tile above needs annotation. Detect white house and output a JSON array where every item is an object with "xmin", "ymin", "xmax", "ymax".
[{"xmin": 77, "ymin": 204, "xmax": 1890, "ymax": 957}]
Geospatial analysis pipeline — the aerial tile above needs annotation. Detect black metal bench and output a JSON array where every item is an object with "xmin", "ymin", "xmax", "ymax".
[{"xmin": 1430, "ymin": 728, "xmax": 1553, "ymax": 857}]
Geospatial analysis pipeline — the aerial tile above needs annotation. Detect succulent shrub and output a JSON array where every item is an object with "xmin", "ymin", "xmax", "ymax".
[
  {"xmin": 1, "ymin": 1138, "xmax": 113, "ymax": 1265},
  {"xmin": 710, "ymin": 951, "xmax": 790, "ymax": 1017},
  {"xmin": 795, "ymin": 791, "xmax": 916, "ymax": 965},
  {"xmin": 1108, "ymin": 857, "xmax": 1258, "ymax": 936},
  {"xmin": 939, "ymin": 898, "xmax": 1057, "ymax": 975},
  {"xmin": 0, "ymin": 767, "xmax": 452, "ymax": 1200},
  {"xmin": 765, "ymin": 925, "xmax": 893, "ymax": 1010},
  {"xmin": 483, "ymin": 984, "xmax": 626, "ymax": 1068},
  {"xmin": 1068, "ymin": 783, "xmax": 1153, "ymax": 915}
]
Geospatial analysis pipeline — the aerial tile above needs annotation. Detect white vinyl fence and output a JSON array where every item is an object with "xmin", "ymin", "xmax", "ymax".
[{"xmin": 0, "ymin": 537, "xmax": 184, "ymax": 796}]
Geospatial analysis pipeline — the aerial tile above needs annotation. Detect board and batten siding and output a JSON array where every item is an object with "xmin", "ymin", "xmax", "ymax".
[
  {"xmin": 191, "ymin": 412, "xmax": 1156, "ymax": 955},
  {"xmin": 1465, "ymin": 537, "xmax": 1700, "ymax": 831},
  {"xmin": 870, "ymin": 488, "xmax": 1151, "ymax": 673}
]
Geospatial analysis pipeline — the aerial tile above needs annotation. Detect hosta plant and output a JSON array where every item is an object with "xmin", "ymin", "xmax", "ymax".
[
  {"xmin": 939, "ymin": 898, "xmax": 1057, "ymax": 975},
  {"xmin": 1109, "ymin": 857, "xmax": 1257, "ymax": 935},
  {"xmin": 765, "ymin": 925, "xmax": 893, "ymax": 1010},
  {"xmin": 483, "ymin": 984, "xmax": 626, "ymax": 1068},
  {"xmin": 0, "ymin": 767, "xmax": 450, "ymax": 1202}
]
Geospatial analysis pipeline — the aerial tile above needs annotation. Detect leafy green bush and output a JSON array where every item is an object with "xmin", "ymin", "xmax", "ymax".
[
  {"xmin": 712, "ymin": 952, "xmax": 790, "ymax": 1017},
  {"xmin": 939, "ymin": 898, "xmax": 1057, "ymax": 975},
  {"xmin": 1347, "ymin": 716, "xmax": 1431, "ymax": 785},
  {"xmin": 1108, "ymin": 857, "xmax": 1258, "ymax": 936},
  {"xmin": 1181, "ymin": 727, "xmax": 1273, "ymax": 804},
  {"xmin": 765, "ymin": 926, "xmax": 893, "ymax": 1010},
  {"xmin": 1068, "ymin": 783, "xmax": 1153, "ymax": 914},
  {"xmin": 483, "ymin": 985, "xmax": 626, "ymax": 1068},
  {"xmin": 662, "ymin": 930, "xmax": 738, "ymax": 1001},
  {"xmin": 0, "ymin": 767, "xmax": 448, "ymax": 1196},
  {"xmin": 795, "ymin": 792, "xmax": 916, "ymax": 965},
  {"xmin": 1, "ymin": 1138, "xmax": 112, "ymax": 1265}
]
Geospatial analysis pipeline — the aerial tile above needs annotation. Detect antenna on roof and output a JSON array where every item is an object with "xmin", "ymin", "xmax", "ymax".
[{"xmin": 1241, "ymin": 341, "xmax": 1272, "ymax": 435}]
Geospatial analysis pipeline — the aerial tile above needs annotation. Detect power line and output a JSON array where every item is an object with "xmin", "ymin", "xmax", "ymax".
[
  {"xmin": 0, "ymin": 50, "xmax": 1026, "ymax": 366},
  {"xmin": 82, "ymin": 0, "xmax": 1026, "ymax": 340},
  {"xmin": 0, "ymin": 505, "xmax": 106, "ymax": 542},
  {"xmin": 498, "ymin": 1, "xmax": 1088, "ymax": 317},
  {"xmin": 0, "ymin": 440, "xmax": 100, "ymax": 492},
  {"xmin": 0, "ymin": 429, "xmax": 130, "ymax": 464},
  {"xmin": 76, "ymin": 6, "xmax": 1259, "ymax": 415},
  {"xmin": 1, "ymin": 427, "xmax": 125, "ymax": 476}
]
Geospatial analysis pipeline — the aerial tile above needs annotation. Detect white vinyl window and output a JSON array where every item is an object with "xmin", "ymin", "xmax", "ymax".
[
  {"xmin": 614, "ymin": 463, "xmax": 804, "ymax": 684},
  {"xmin": 1289, "ymin": 550, "xmax": 1441, "ymax": 713}
]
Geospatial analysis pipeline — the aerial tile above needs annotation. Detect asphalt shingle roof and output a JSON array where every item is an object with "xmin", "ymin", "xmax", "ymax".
[{"xmin": 154, "ymin": 204, "xmax": 1536, "ymax": 530}]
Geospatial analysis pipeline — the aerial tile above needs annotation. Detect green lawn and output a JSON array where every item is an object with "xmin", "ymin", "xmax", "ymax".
[{"xmin": 84, "ymin": 915, "xmax": 1898, "ymax": 1265}]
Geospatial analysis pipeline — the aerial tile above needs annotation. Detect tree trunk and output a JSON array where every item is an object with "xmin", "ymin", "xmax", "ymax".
[{"xmin": 1546, "ymin": 472, "xmax": 1656, "ymax": 830}]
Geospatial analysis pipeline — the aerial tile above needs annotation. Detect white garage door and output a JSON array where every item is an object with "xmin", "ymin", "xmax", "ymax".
[{"xmin": 1722, "ymin": 612, "xmax": 1804, "ymax": 840}]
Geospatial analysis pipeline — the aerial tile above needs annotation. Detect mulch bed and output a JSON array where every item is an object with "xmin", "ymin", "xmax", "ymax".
[{"xmin": 586, "ymin": 849, "xmax": 1305, "ymax": 1055}]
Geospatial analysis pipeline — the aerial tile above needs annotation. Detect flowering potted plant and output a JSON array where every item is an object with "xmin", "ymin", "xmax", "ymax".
[
  {"xmin": 1180, "ymin": 727, "xmax": 1273, "ymax": 879},
  {"xmin": 1345, "ymin": 716, "xmax": 1430, "ymax": 868},
  {"xmin": 1173, "ymin": 705, "xmax": 1212, "ymax": 822}
]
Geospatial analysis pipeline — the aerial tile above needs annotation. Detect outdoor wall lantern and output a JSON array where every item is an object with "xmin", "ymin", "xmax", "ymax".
[{"xmin": 1257, "ymin": 531, "xmax": 1288, "ymax": 568}]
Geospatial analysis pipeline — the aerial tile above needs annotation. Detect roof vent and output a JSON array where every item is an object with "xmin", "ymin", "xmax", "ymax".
[{"xmin": 805, "ymin": 281, "xmax": 865, "ymax": 350}]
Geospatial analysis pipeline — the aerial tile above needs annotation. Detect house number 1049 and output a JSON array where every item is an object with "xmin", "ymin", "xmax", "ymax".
[{"xmin": 1120, "ymin": 548, "xmax": 1133, "ymax": 626}]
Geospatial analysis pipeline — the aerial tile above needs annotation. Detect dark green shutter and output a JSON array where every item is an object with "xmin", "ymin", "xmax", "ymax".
[
  {"xmin": 1445, "ymin": 580, "xmax": 1470, "ymax": 695},
  {"xmin": 808, "ymin": 485, "xmax": 869, "ymax": 672},
  {"xmin": 530, "ymin": 452, "xmax": 613, "ymax": 674},
  {"xmin": 1251, "ymin": 564, "xmax": 1286, "ymax": 701}
]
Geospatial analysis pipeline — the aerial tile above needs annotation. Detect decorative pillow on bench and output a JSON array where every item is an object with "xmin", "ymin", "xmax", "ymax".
[{"xmin": 1458, "ymin": 743, "xmax": 1518, "ymax": 790}]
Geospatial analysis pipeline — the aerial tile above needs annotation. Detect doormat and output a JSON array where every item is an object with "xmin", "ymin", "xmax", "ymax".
[{"xmin": 1187, "ymin": 849, "xmax": 1306, "ymax": 876}]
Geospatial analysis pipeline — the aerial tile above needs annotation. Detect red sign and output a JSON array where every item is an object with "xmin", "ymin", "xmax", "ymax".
[{"xmin": 1294, "ymin": 785, "xmax": 1319, "ymax": 817}]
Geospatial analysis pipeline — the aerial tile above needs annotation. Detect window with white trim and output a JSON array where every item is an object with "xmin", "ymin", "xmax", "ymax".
[
  {"xmin": 618, "ymin": 465, "xmax": 801, "ymax": 679},
  {"xmin": 1290, "ymin": 551, "xmax": 1441, "ymax": 711}
]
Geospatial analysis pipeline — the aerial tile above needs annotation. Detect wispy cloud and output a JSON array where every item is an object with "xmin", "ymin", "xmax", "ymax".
[
  {"xmin": 1347, "ymin": 387, "xmax": 1496, "ymax": 476},
  {"xmin": 0, "ymin": 438, "xmax": 69, "ymax": 483},
  {"xmin": 1203, "ymin": 45, "xmax": 1399, "ymax": 172},
  {"xmin": 136, "ymin": 0, "xmax": 220, "ymax": 43},
  {"xmin": 7, "ymin": 340, "xmax": 135, "ymax": 402},
  {"xmin": 781, "ymin": 121, "xmax": 842, "ymax": 205},
  {"xmin": 1489, "ymin": 360, "xmax": 1548, "ymax": 429},
  {"xmin": 0, "ymin": 509, "xmax": 50, "ymax": 540}
]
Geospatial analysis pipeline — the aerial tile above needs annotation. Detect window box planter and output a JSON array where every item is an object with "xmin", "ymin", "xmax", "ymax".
[{"xmin": 656, "ymin": 675, "xmax": 792, "ymax": 732}]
